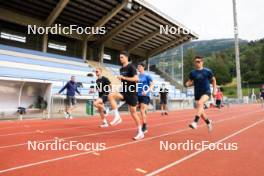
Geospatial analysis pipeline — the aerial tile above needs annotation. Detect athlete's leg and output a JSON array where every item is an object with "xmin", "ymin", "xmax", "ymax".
[
  {"xmin": 190, "ymin": 95, "xmax": 212, "ymax": 131},
  {"xmin": 139, "ymin": 103, "xmax": 148, "ymax": 124},
  {"xmin": 94, "ymin": 98, "xmax": 108, "ymax": 126},
  {"xmin": 108, "ymin": 92, "xmax": 124, "ymax": 125},
  {"xmin": 196, "ymin": 95, "xmax": 210, "ymax": 117},
  {"xmin": 161, "ymin": 103, "xmax": 164, "ymax": 115},
  {"xmin": 129, "ymin": 105, "xmax": 144, "ymax": 140},
  {"xmin": 164, "ymin": 103, "xmax": 168, "ymax": 115},
  {"xmin": 140, "ymin": 103, "xmax": 149, "ymax": 133}
]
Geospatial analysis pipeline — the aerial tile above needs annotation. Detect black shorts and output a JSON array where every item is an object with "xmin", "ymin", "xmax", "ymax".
[
  {"xmin": 99, "ymin": 95, "xmax": 108, "ymax": 103},
  {"xmin": 121, "ymin": 92, "xmax": 138, "ymax": 107},
  {"xmin": 160, "ymin": 97, "xmax": 167, "ymax": 105},
  {"xmin": 216, "ymin": 99, "xmax": 221, "ymax": 106},
  {"xmin": 65, "ymin": 96, "xmax": 77, "ymax": 106},
  {"xmin": 195, "ymin": 92, "xmax": 211, "ymax": 101},
  {"xmin": 138, "ymin": 96, "xmax": 150, "ymax": 105}
]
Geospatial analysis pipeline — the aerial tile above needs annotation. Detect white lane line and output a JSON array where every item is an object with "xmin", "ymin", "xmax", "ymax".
[
  {"xmin": 0, "ymin": 118, "xmax": 191, "ymax": 150},
  {"xmin": 145, "ymin": 118, "xmax": 264, "ymax": 176},
  {"xmin": 0, "ymin": 112, "xmax": 262, "ymax": 174},
  {"xmin": 0, "ymin": 109, "xmax": 261, "ymax": 150},
  {"xmin": 136, "ymin": 168, "xmax": 148, "ymax": 174},
  {"xmin": 0, "ymin": 111, "xmax": 196, "ymax": 137},
  {"xmin": 0, "ymin": 110, "xmax": 195, "ymax": 131},
  {"xmin": 92, "ymin": 152, "xmax": 100, "ymax": 156}
]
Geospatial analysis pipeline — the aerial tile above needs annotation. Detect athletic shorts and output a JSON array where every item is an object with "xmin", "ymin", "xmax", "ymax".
[
  {"xmin": 195, "ymin": 92, "xmax": 211, "ymax": 101},
  {"xmin": 160, "ymin": 97, "xmax": 167, "ymax": 105},
  {"xmin": 65, "ymin": 96, "xmax": 77, "ymax": 106},
  {"xmin": 216, "ymin": 99, "xmax": 221, "ymax": 106},
  {"xmin": 99, "ymin": 94, "xmax": 108, "ymax": 104},
  {"xmin": 138, "ymin": 96, "xmax": 150, "ymax": 105},
  {"xmin": 120, "ymin": 92, "xmax": 138, "ymax": 107}
]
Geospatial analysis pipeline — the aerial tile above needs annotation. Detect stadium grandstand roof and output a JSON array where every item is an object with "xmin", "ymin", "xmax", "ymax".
[{"xmin": 0, "ymin": 0, "xmax": 198, "ymax": 59}]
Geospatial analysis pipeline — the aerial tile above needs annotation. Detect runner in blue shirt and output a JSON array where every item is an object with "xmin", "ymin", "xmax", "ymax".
[
  {"xmin": 137, "ymin": 63, "xmax": 154, "ymax": 133},
  {"xmin": 186, "ymin": 56, "xmax": 217, "ymax": 132}
]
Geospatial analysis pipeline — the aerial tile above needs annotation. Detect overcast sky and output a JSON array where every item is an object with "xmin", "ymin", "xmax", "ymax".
[{"xmin": 145, "ymin": 0, "xmax": 264, "ymax": 41}]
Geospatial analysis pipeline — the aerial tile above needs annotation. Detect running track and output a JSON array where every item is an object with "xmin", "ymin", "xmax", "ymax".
[{"xmin": 0, "ymin": 104, "xmax": 263, "ymax": 176}]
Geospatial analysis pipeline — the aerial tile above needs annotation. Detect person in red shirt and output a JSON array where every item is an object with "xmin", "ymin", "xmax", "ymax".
[{"xmin": 215, "ymin": 88, "xmax": 223, "ymax": 109}]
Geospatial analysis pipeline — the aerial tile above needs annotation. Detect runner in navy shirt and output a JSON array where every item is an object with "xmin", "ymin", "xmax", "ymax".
[
  {"xmin": 186, "ymin": 56, "xmax": 217, "ymax": 132},
  {"xmin": 137, "ymin": 62, "xmax": 153, "ymax": 133}
]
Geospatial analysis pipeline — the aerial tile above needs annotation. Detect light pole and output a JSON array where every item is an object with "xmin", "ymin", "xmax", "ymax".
[
  {"xmin": 232, "ymin": 0, "xmax": 243, "ymax": 101},
  {"xmin": 181, "ymin": 45, "xmax": 184, "ymax": 85}
]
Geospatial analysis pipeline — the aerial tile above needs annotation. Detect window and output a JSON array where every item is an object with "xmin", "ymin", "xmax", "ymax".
[
  {"xmin": 0, "ymin": 32, "xmax": 26, "ymax": 43},
  {"xmin": 48, "ymin": 42, "xmax": 67, "ymax": 51},
  {"xmin": 103, "ymin": 54, "xmax": 111, "ymax": 60}
]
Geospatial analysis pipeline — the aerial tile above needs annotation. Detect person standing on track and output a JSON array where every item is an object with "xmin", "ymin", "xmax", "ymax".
[
  {"xmin": 215, "ymin": 87, "xmax": 223, "ymax": 109},
  {"xmin": 159, "ymin": 83, "xmax": 169, "ymax": 116},
  {"xmin": 260, "ymin": 84, "xmax": 264, "ymax": 108},
  {"xmin": 108, "ymin": 51, "xmax": 144, "ymax": 140},
  {"xmin": 93, "ymin": 68, "xmax": 111, "ymax": 128},
  {"xmin": 58, "ymin": 76, "xmax": 81, "ymax": 119},
  {"xmin": 185, "ymin": 56, "xmax": 217, "ymax": 132},
  {"xmin": 137, "ymin": 62, "xmax": 154, "ymax": 133}
]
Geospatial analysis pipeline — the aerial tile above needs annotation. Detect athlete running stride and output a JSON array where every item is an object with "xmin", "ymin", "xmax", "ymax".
[
  {"xmin": 108, "ymin": 51, "xmax": 144, "ymax": 140},
  {"xmin": 137, "ymin": 62, "xmax": 154, "ymax": 133},
  {"xmin": 185, "ymin": 56, "xmax": 217, "ymax": 132},
  {"xmin": 93, "ymin": 68, "xmax": 111, "ymax": 128}
]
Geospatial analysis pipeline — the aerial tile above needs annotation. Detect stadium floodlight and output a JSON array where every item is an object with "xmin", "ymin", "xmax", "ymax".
[{"xmin": 232, "ymin": 0, "xmax": 243, "ymax": 101}]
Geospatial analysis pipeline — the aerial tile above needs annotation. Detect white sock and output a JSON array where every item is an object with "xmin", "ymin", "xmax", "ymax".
[
  {"xmin": 114, "ymin": 109, "xmax": 120, "ymax": 118},
  {"xmin": 138, "ymin": 125, "xmax": 142, "ymax": 133}
]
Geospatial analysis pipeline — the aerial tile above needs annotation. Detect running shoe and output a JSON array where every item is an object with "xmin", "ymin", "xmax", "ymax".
[
  {"xmin": 189, "ymin": 121, "xmax": 198, "ymax": 129},
  {"xmin": 133, "ymin": 131, "xmax": 144, "ymax": 140},
  {"xmin": 110, "ymin": 115, "xmax": 122, "ymax": 126},
  {"xmin": 100, "ymin": 122, "xmax": 109, "ymax": 128}
]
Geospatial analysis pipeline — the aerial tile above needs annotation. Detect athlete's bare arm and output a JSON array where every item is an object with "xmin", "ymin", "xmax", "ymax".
[
  {"xmin": 211, "ymin": 77, "xmax": 217, "ymax": 96},
  {"xmin": 185, "ymin": 79, "xmax": 193, "ymax": 87}
]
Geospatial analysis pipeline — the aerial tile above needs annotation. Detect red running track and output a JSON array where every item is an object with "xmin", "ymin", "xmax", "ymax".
[{"xmin": 0, "ymin": 104, "xmax": 263, "ymax": 176}]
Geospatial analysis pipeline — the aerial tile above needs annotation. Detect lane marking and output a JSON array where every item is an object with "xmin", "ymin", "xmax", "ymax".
[
  {"xmin": 0, "ymin": 111, "xmax": 262, "ymax": 174},
  {"xmin": 145, "ymin": 118, "xmax": 264, "ymax": 176},
  {"xmin": 136, "ymin": 168, "xmax": 148, "ymax": 174},
  {"xmin": 0, "ymin": 111, "xmax": 197, "ymax": 137},
  {"xmin": 0, "ymin": 110, "xmax": 197, "ymax": 131},
  {"xmin": 92, "ymin": 152, "xmax": 100, "ymax": 156},
  {"xmin": 0, "ymin": 118, "xmax": 191, "ymax": 149},
  {"xmin": 0, "ymin": 109, "xmax": 261, "ymax": 150}
]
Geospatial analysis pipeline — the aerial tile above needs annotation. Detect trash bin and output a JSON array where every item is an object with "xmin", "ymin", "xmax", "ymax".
[{"xmin": 86, "ymin": 100, "xmax": 94, "ymax": 115}]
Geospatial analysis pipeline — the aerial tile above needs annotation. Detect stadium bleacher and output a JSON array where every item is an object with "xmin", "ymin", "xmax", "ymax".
[{"xmin": 0, "ymin": 44, "xmax": 97, "ymax": 118}]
